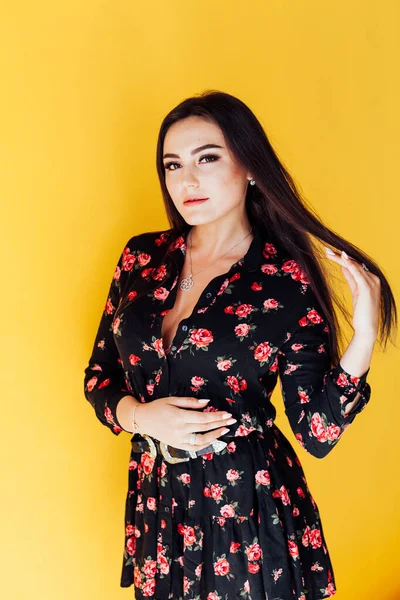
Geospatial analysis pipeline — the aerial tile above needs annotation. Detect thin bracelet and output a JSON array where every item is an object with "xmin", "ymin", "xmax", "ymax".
[{"xmin": 132, "ymin": 403, "xmax": 143, "ymax": 434}]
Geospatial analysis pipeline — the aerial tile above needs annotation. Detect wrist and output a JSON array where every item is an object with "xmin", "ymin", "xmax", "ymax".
[
  {"xmin": 132, "ymin": 403, "xmax": 146, "ymax": 434},
  {"xmin": 352, "ymin": 330, "xmax": 377, "ymax": 348}
]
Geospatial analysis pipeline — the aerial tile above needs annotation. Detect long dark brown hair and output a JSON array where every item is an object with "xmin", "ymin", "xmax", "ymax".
[{"xmin": 153, "ymin": 89, "xmax": 397, "ymax": 366}]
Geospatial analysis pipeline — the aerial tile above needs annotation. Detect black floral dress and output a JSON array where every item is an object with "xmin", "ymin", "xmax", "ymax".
[{"xmin": 83, "ymin": 225, "xmax": 371, "ymax": 600}]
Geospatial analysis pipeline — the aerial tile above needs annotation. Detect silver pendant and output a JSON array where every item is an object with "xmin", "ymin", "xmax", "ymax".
[{"xmin": 180, "ymin": 274, "xmax": 194, "ymax": 291}]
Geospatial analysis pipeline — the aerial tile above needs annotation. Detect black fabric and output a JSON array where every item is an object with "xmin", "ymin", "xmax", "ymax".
[{"xmin": 84, "ymin": 225, "xmax": 371, "ymax": 599}]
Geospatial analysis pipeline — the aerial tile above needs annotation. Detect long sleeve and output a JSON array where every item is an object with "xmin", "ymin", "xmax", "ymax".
[
  {"xmin": 83, "ymin": 236, "xmax": 138, "ymax": 435},
  {"xmin": 277, "ymin": 290, "xmax": 371, "ymax": 459}
]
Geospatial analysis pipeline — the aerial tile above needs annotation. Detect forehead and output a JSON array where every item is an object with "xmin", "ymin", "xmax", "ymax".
[{"xmin": 163, "ymin": 116, "xmax": 224, "ymax": 152}]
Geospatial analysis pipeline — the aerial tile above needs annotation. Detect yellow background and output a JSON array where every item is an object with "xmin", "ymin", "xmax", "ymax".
[{"xmin": 1, "ymin": 1, "xmax": 399, "ymax": 599}]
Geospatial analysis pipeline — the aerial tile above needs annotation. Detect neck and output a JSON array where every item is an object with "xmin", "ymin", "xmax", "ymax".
[{"xmin": 188, "ymin": 222, "xmax": 253, "ymax": 259}]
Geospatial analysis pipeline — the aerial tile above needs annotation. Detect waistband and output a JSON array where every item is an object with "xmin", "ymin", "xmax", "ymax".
[{"xmin": 130, "ymin": 409, "xmax": 275, "ymax": 464}]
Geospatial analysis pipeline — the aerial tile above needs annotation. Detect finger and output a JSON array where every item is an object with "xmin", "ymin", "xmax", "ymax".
[
  {"xmin": 340, "ymin": 251, "xmax": 374, "ymax": 287},
  {"xmin": 168, "ymin": 397, "xmax": 211, "ymax": 409},
  {"xmin": 325, "ymin": 248, "xmax": 373, "ymax": 286},
  {"xmin": 341, "ymin": 264, "xmax": 358, "ymax": 295},
  {"xmin": 183, "ymin": 409, "xmax": 234, "ymax": 423},
  {"xmin": 185, "ymin": 417, "xmax": 236, "ymax": 433},
  {"xmin": 189, "ymin": 426, "xmax": 230, "ymax": 447}
]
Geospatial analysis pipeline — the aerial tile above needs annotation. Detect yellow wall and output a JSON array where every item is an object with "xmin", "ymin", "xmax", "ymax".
[{"xmin": 1, "ymin": 1, "xmax": 399, "ymax": 598}]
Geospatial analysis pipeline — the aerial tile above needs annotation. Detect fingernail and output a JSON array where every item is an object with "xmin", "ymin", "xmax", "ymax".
[
  {"xmin": 198, "ymin": 399, "xmax": 210, "ymax": 403},
  {"xmin": 221, "ymin": 428, "xmax": 230, "ymax": 434},
  {"xmin": 342, "ymin": 251, "xmax": 349, "ymax": 259},
  {"xmin": 325, "ymin": 247, "xmax": 335, "ymax": 254},
  {"xmin": 222, "ymin": 413, "xmax": 233, "ymax": 418},
  {"xmin": 226, "ymin": 418, "xmax": 237, "ymax": 425}
]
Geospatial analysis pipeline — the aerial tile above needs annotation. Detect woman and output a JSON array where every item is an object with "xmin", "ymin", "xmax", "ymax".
[{"xmin": 84, "ymin": 91, "xmax": 396, "ymax": 600}]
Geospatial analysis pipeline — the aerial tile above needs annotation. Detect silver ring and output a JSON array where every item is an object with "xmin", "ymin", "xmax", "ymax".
[
  {"xmin": 361, "ymin": 262, "xmax": 369, "ymax": 271},
  {"xmin": 189, "ymin": 433, "xmax": 197, "ymax": 446}
]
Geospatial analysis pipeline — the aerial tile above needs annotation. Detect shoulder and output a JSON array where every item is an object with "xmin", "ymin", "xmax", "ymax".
[
  {"xmin": 116, "ymin": 227, "xmax": 181, "ymax": 281},
  {"xmin": 123, "ymin": 227, "xmax": 174, "ymax": 251}
]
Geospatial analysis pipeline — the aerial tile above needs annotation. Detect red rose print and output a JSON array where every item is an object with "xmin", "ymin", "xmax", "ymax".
[
  {"xmin": 255, "ymin": 470, "xmax": 271, "ymax": 486},
  {"xmin": 263, "ymin": 298, "xmax": 279, "ymax": 309},
  {"xmin": 326, "ymin": 424, "xmax": 341, "ymax": 440},
  {"xmin": 281, "ymin": 260, "xmax": 311, "ymax": 285},
  {"xmin": 246, "ymin": 543, "xmax": 262, "ymax": 561},
  {"xmin": 220, "ymin": 504, "xmax": 235, "ymax": 518},
  {"xmin": 307, "ymin": 309, "xmax": 324, "ymax": 324},
  {"xmin": 122, "ymin": 249, "xmax": 136, "ymax": 271},
  {"xmin": 227, "ymin": 375, "xmax": 240, "ymax": 393},
  {"xmin": 217, "ymin": 279, "xmax": 230, "ymax": 295},
  {"xmin": 217, "ymin": 359, "xmax": 232, "ymax": 371},
  {"xmin": 147, "ymin": 497, "xmax": 157, "ymax": 511},
  {"xmin": 141, "ymin": 267, "xmax": 153, "ymax": 278},
  {"xmin": 112, "ymin": 317, "xmax": 121, "ymax": 334},
  {"xmin": 235, "ymin": 303, "xmax": 253, "ymax": 317},
  {"xmin": 114, "ymin": 265, "xmax": 121, "ymax": 281},
  {"xmin": 288, "ymin": 539, "xmax": 299, "ymax": 559},
  {"xmin": 189, "ymin": 328, "xmax": 214, "ymax": 348},
  {"xmin": 261, "ymin": 264, "xmax": 278, "ymax": 274},
  {"xmin": 214, "ymin": 557, "xmax": 230, "ymax": 576},
  {"xmin": 263, "ymin": 242, "xmax": 278, "ymax": 257},
  {"xmin": 226, "ymin": 469, "xmax": 239, "ymax": 482},
  {"xmin": 86, "ymin": 376, "xmax": 98, "ymax": 392},
  {"xmin": 254, "ymin": 341, "xmax": 273, "ymax": 364},
  {"xmin": 129, "ymin": 353, "xmax": 141, "ymax": 365},
  {"xmin": 248, "ymin": 562, "xmax": 260, "ymax": 574},
  {"xmin": 141, "ymin": 578, "xmax": 156, "ymax": 596},
  {"xmin": 143, "ymin": 558, "xmax": 157, "ymax": 578},
  {"xmin": 335, "ymin": 372, "xmax": 350, "ymax": 387},
  {"xmin": 210, "ymin": 484, "xmax": 224, "ymax": 501},
  {"xmin": 141, "ymin": 452, "xmax": 155, "ymax": 475},
  {"xmin": 230, "ymin": 542, "xmax": 241, "ymax": 553},
  {"xmin": 154, "ymin": 287, "xmax": 169, "ymax": 301},
  {"xmin": 299, "ymin": 390, "xmax": 310, "ymax": 403},
  {"xmin": 235, "ymin": 323, "xmax": 251, "ymax": 337},
  {"xmin": 299, "ymin": 316, "xmax": 308, "ymax": 327},
  {"xmin": 291, "ymin": 343, "xmax": 303, "ymax": 352},
  {"xmin": 310, "ymin": 527, "xmax": 322, "ymax": 549},
  {"xmin": 137, "ymin": 253, "xmax": 151, "ymax": 267},
  {"xmin": 224, "ymin": 305, "xmax": 235, "ymax": 314},
  {"xmin": 126, "ymin": 536, "xmax": 136, "ymax": 556},
  {"xmin": 310, "ymin": 413, "xmax": 328, "ymax": 442},
  {"xmin": 151, "ymin": 264, "xmax": 167, "ymax": 280},
  {"xmin": 105, "ymin": 297, "xmax": 115, "ymax": 315}
]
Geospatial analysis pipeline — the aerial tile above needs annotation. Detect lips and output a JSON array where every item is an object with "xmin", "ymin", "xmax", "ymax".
[{"xmin": 184, "ymin": 197, "xmax": 209, "ymax": 204}]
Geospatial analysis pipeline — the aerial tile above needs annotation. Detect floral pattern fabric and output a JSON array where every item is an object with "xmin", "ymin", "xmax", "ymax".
[{"xmin": 84, "ymin": 225, "xmax": 371, "ymax": 600}]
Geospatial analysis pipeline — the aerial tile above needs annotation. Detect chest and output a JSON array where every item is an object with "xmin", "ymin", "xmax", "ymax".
[{"xmin": 161, "ymin": 253, "xmax": 244, "ymax": 352}]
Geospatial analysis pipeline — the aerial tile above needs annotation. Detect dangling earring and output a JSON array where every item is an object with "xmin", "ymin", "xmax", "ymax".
[{"xmin": 249, "ymin": 178, "xmax": 256, "ymax": 186}]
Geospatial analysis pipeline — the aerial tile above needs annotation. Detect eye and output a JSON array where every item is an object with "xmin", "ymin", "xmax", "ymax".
[{"xmin": 163, "ymin": 154, "xmax": 220, "ymax": 171}]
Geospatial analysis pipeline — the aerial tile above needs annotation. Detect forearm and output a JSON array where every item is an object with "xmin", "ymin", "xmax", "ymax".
[
  {"xmin": 116, "ymin": 394, "xmax": 141, "ymax": 433},
  {"xmin": 339, "ymin": 332, "xmax": 376, "ymax": 415}
]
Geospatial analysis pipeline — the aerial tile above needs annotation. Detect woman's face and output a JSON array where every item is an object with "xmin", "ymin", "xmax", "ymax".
[{"xmin": 162, "ymin": 116, "xmax": 252, "ymax": 226}]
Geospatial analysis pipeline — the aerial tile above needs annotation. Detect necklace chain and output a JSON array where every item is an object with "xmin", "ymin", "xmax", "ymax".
[{"xmin": 179, "ymin": 227, "xmax": 253, "ymax": 292}]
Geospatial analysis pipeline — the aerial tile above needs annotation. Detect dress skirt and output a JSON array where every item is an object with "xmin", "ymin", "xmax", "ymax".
[{"xmin": 120, "ymin": 419, "xmax": 337, "ymax": 600}]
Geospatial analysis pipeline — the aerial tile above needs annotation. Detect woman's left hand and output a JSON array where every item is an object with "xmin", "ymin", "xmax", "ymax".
[{"xmin": 324, "ymin": 247, "xmax": 381, "ymax": 340}]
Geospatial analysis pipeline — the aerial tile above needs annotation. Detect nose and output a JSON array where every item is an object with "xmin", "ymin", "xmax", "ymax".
[{"xmin": 180, "ymin": 165, "xmax": 200, "ymax": 188}]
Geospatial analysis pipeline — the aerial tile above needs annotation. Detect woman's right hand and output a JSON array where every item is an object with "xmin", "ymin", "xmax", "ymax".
[{"xmin": 133, "ymin": 396, "xmax": 237, "ymax": 451}]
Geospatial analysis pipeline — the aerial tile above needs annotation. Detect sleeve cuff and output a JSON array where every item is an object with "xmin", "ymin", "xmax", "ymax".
[
  {"xmin": 328, "ymin": 362, "xmax": 371, "ymax": 421},
  {"xmin": 103, "ymin": 389, "xmax": 131, "ymax": 435}
]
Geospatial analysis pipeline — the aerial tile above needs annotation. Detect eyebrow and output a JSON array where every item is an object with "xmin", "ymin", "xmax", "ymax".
[{"xmin": 162, "ymin": 143, "xmax": 224, "ymax": 160}]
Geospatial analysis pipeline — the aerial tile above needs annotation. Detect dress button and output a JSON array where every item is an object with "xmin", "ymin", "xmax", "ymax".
[
  {"xmin": 206, "ymin": 292, "xmax": 212, "ymax": 298},
  {"xmin": 164, "ymin": 506, "xmax": 170, "ymax": 512},
  {"xmin": 181, "ymin": 325, "xmax": 188, "ymax": 331}
]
